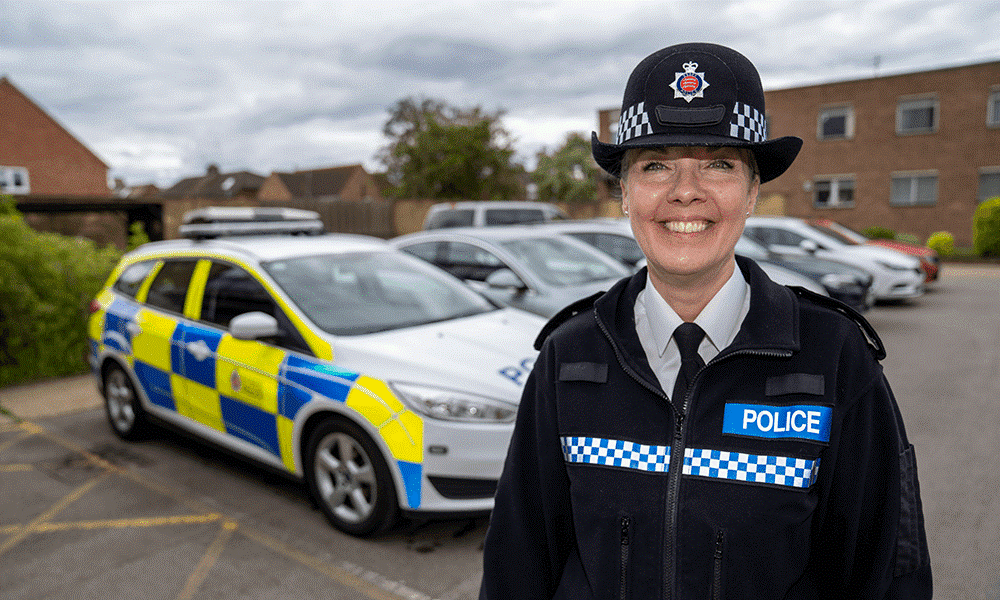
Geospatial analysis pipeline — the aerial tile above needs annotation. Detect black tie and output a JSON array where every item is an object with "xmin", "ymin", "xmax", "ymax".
[{"xmin": 672, "ymin": 322, "xmax": 706, "ymax": 403}]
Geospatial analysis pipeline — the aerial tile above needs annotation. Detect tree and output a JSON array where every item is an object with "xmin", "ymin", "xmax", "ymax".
[
  {"xmin": 378, "ymin": 97, "xmax": 522, "ymax": 200},
  {"xmin": 532, "ymin": 132, "xmax": 598, "ymax": 203}
]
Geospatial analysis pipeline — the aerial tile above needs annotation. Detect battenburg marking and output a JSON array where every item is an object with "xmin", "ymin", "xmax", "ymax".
[{"xmin": 723, "ymin": 403, "xmax": 833, "ymax": 443}]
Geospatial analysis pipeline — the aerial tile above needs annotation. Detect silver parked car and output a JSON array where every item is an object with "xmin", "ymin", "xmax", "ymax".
[{"xmin": 392, "ymin": 226, "xmax": 631, "ymax": 318}]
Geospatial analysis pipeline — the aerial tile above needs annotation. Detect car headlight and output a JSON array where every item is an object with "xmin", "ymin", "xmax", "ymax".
[
  {"xmin": 391, "ymin": 382, "xmax": 518, "ymax": 423},
  {"xmin": 874, "ymin": 261, "xmax": 912, "ymax": 272},
  {"xmin": 819, "ymin": 273, "xmax": 859, "ymax": 289}
]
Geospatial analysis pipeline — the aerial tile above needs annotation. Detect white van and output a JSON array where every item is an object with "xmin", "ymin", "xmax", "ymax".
[{"xmin": 423, "ymin": 201, "xmax": 568, "ymax": 230}]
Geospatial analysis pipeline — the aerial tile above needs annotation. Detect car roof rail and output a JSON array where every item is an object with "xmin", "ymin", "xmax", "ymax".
[{"xmin": 179, "ymin": 206, "xmax": 326, "ymax": 239}]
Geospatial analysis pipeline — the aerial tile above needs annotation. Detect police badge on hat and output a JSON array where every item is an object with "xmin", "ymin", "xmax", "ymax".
[
  {"xmin": 670, "ymin": 61, "xmax": 709, "ymax": 103},
  {"xmin": 591, "ymin": 42, "xmax": 803, "ymax": 183}
]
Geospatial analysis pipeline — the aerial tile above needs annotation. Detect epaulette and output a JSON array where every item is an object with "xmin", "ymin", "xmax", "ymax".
[
  {"xmin": 533, "ymin": 291, "xmax": 603, "ymax": 350},
  {"xmin": 789, "ymin": 286, "xmax": 886, "ymax": 361}
]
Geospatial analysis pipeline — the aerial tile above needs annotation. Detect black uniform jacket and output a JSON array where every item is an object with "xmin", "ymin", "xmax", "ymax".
[{"xmin": 480, "ymin": 256, "xmax": 931, "ymax": 600}]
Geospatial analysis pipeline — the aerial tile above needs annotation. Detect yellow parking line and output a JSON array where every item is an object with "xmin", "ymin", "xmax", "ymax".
[
  {"xmin": 240, "ymin": 526, "xmax": 408, "ymax": 600},
  {"xmin": 33, "ymin": 513, "xmax": 223, "ymax": 532},
  {"xmin": 0, "ymin": 471, "xmax": 110, "ymax": 556},
  {"xmin": 0, "ymin": 464, "xmax": 33, "ymax": 472},
  {"xmin": 0, "ymin": 429, "xmax": 34, "ymax": 453},
  {"xmin": 175, "ymin": 519, "xmax": 238, "ymax": 600}
]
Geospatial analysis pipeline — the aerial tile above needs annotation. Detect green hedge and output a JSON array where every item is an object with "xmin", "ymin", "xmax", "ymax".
[
  {"xmin": 0, "ymin": 196, "xmax": 122, "ymax": 387},
  {"xmin": 973, "ymin": 197, "xmax": 1000, "ymax": 257},
  {"xmin": 926, "ymin": 231, "xmax": 954, "ymax": 256},
  {"xmin": 862, "ymin": 226, "xmax": 896, "ymax": 240}
]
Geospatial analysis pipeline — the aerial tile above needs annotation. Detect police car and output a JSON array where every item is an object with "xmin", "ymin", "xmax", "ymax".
[{"xmin": 88, "ymin": 208, "xmax": 545, "ymax": 536}]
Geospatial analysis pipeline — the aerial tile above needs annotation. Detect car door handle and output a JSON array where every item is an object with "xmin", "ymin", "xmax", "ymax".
[
  {"xmin": 185, "ymin": 340, "xmax": 212, "ymax": 362},
  {"xmin": 126, "ymin": 322, "xmax": 143, "ymax": 336}
]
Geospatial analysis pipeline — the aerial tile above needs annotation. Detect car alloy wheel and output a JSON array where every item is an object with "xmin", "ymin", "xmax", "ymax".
[
  {"xmin": 305, "ymin": 418, "xmax": 397, "ymax": 536},
  {"xmin": 103, "ymin": 363, "xmax": 147, "ymax": 440}
]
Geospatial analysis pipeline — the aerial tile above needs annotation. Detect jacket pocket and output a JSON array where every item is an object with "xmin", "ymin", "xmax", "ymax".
[
  {"xmin": 711, "ymin": 528, "xmax": 726, "ymax": 600},
  {"xmin": 619, "ymin": 515, "xmax": 631, "ymax": 600},
  {"xmin": 895, "ymin": 444, "xmax": 930, "ymax": 576}
]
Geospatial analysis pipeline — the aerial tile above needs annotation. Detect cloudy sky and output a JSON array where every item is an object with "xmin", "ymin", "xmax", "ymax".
[{"xmin": 3, "ymin": 0, "xmax": 997, "ymax": 188}]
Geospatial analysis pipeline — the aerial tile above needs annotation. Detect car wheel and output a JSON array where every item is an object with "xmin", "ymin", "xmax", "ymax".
[
  {"xmin": 102, "ymin": 363, "xmax": 147, "ymax": 440},
  {"xmin": 304, "ymin": 418, "xmax": 398, "ymax": 537}
]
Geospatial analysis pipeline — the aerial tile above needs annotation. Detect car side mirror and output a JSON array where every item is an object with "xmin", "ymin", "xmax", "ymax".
[
  {"xmin": 799, "ymin": 239, "xmax": 819, "ymax": 254},
  {"xmin": 485, "ymin": 268, "xmax": 527, "ymax": 290},
  {"xmin": 230, "ymin": 311, "xmax": 281, "ymax": 340}
]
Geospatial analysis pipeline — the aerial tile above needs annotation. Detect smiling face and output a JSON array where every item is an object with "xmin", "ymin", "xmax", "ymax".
[{"xmin": 621, "ymin": 146, "xmax": 759, "ymax": 297}]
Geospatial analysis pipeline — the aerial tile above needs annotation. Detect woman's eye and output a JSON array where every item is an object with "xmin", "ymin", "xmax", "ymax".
[
  {"xmin": 708, "ymin": 159, "xmax": 734, "ymax": 169},
  {"xmin": 641, "ymin": 161, "xmax": 666, "ymax": 171}
]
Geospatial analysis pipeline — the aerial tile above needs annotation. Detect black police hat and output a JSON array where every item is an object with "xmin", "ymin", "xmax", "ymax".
[{"xmin": 592, "ymin": 42, "xmax": 802, "ymax": 183}]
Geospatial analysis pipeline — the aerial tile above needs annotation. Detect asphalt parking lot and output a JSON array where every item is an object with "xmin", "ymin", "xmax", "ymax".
[{"xmin": 2, "ymin": 263, "xmax": 999, "ymax": 599}]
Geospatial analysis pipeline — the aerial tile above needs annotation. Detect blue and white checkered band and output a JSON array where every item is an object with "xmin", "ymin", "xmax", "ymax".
[
  {"xmin": 730, "ymin": 102, "xmax": 767, "ymax": 142},
  {"xmin": 562, "ymin": 437, "xmax": 820, "ymax": 489},
  {"xmin": 616, "ymin": 102, "xmax": 653, "ymax": 144},
  {"xmin": 684, "ymin": 448, "xmax": 819, "ymax": 490},
  {"xmin": 562, "ymin": 436, "xmax": 671, "ymax": 472}
]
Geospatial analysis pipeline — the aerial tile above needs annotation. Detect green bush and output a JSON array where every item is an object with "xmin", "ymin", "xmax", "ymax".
[
  {"xmin": 926, "ymin": 231, "xmax": 954, "ymax": 256},
  {"xmin": 862, "ymin": 226, "xmax": 896, "ymax": 240},
  {"xmin": 127, "ymin": 220, "xmax": 150, "ymax": 251},
  {"xmin": 0, "ymin": 195, "xmax": 122, "ymax": 387},
  {"xmin": 973, "ymin": 197, "xmax": 1000, "ymax": 257},
  {"xmin": 896, "ymin": 233, "xmax": 920, "ymax": 245}
]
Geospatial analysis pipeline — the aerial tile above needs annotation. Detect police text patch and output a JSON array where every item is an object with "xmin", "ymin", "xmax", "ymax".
[{"xmin": 723, "ymin": 403, "xmax": 833, "ymax": 443}]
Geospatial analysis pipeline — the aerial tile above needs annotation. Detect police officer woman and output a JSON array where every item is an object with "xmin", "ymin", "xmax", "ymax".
[{"xmin": 479, "ymin": 42, "xmax": 931, "ymax": 599}]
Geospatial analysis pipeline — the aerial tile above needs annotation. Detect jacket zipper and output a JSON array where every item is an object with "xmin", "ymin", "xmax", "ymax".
[
  {"xmin": 596, "ymin": 313, "xmax": 792, "ymax": 600},
  {"xmin": 619, "ymin": 515, "xmax": 631, "ymax": 600},
  {"xmin": 712, "ymin": 528, "xmax": 725, "ymax": 600}
]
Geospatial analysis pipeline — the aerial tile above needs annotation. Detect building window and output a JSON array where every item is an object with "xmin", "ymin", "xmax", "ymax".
[
  {"xmin": 813, "ymin": 177, "xmax": 855, "ymax": 208},
  {"xmin": 896, "ymin": 97, "xmax": 938, "ymax": 134},
  {"xmin": 0, "ymin": 166, "xmax": 30, "ymax": 194},
  {"xmin": 988, "ymin": 91, "xmax": 1000, "ymax": 128},
  {"xmin": 979, "ymin": 169, "xmax": 1000, "ymax": 203},
  {"xmin": 817, "ymin": 106, "xmax": 854, "ymax": 140},
  {"xmin": 890, "ymin": 173, "xmax": 938, "ymax": 206}
]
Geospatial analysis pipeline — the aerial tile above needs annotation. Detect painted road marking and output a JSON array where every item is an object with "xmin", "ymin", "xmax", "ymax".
[{"xmin": 0, "ymin": 418, "xmax": 433, "ymax": 600}]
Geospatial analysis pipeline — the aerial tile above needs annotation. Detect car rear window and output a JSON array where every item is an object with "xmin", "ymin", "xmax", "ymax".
[
  {"xmin": 145, "ymin": 260, "xmax": 197, "ymax": 314},
  {"xmin": 113, "ymin": 260, "xmax": 157, "ymax": 298},
  {"xmin": 425, "ymin": 209, "xmax": 474, "ymax": 229},
  {"xmin": 484, "ymin": 208, "xmax": 546, "ymax": 226}
]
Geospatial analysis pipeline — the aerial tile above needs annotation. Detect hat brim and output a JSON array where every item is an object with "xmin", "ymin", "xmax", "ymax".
[{"xmin": 591, "ymin": 131, "xmax": 803, "ymax": 184}]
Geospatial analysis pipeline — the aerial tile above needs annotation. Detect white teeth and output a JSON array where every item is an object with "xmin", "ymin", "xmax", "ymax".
[{"xmin": 665, "ymin": 221, "xmax": 708, "ymax": 233}]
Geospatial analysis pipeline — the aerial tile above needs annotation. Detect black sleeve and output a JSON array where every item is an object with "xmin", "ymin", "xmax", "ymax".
[
  {"xmin": 479, "ymin": 341, "xmax": 575, "ymax": 600},
  {"xmin": 811, "ymin": 365, "xmax": 932, "ymax": 599}
]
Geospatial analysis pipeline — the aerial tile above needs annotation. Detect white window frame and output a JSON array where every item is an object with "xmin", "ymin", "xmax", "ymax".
[
  {"xmin": 978, "ymin": 167, "xmax": 1000, "ymax": 203},
  {"xmin": 988, "ymin": 90, "xmax": 1000, "ymax": 128},
  {"xmin": 896, "ymin": 95, "xmax": 939, "ymax": 135},
  {"xmin": 890, "ymin": 171, "xmax": 938, "ymax": 207},
  {"xmin": 0, "ymin": 166, "xmax": 30, "ymax": 195},
  {"xmin": 812, "ymin": 175, "xmax": 856, "ymax": 209},
  {"xmin": 817, "ymin": 105, "xmax": 854, "ymax": 140}
]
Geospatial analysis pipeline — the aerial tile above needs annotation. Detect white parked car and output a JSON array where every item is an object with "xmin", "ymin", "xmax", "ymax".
[
  {"xmin": 423, "ymin": 201, "xmax": 569, "ymax": 229},
  {"xmin": 89, "ymin": 209, "xmax": 545, "ymax": 536},
  {"xmin": 392, "ymin": 226, "xmax": 631, "ymax": 318},
  {"xmin": 743, "ymin": 216, "xmax": 925, "ymax": 302}
]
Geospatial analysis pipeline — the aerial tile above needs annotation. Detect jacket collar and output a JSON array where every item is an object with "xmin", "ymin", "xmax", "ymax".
[{"xmin": 593, "ymin": 256, "xmax": 800, "ymax": 377}]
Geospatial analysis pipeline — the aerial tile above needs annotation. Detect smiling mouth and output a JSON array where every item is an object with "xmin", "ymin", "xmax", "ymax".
[{"xmin": 664, "ymin": 221, "xmax": 710, "ymax": 233}]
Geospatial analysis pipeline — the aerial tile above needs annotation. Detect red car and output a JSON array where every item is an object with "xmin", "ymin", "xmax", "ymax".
[{"xmin": 808, "ymin": 219, "xmax": 939, "ymax": 283}]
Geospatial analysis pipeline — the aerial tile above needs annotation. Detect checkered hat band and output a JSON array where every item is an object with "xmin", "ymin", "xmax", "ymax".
[
  {"xmin": 730, "ymin": 102, "xmax": 767, "ymax": 143},
  {"xmin": 685, "ymin": 448, "xmax": 819, "ymax": 489},
  {"xmin": 562, "ymin": 437, "xmax": 819, "ymax": 489},
  {"xmin": 616, "ymin": 102, "xmax": 652, "ymax": 144}
]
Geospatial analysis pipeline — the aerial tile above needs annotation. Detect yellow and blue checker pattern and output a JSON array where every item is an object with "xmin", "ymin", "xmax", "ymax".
[
  {"xmin": 561, "ymin": 436, "xmax": 819, "ymax": 490},
  {"xmin": 91, "ymin": 295, "xmax": 426, "ymax": 509}
]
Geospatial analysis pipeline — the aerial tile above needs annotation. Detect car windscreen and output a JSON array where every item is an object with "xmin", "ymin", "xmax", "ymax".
[
  {"xmin": 808, "ymin": 223, "xmax": 858, "ymax": 245},
  {"xmin": 498, "ymin": 236, "xmax": 628, "ymax": 287},
  {"xmin": 262, "ymin": 250, "xmax": 496, "ymax": 335}
]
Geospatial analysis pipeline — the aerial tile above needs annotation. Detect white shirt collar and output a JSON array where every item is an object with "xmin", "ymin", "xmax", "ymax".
[{"xmin": 642, "ymin": 265, "xmax": 749, "ymax": 358}]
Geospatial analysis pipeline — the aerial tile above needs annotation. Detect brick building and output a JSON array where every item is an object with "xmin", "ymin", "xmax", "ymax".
[
  {"xmin": 597, "ymin": 60, "xmax": 1000, "ymax": 246},
  {"xmin": 0, "ymin": 76, "xmax": 110, "ymax": 196},
  {"xmin": 258, "ymin": 164, "xmax": 383, "ymax": 203}
]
